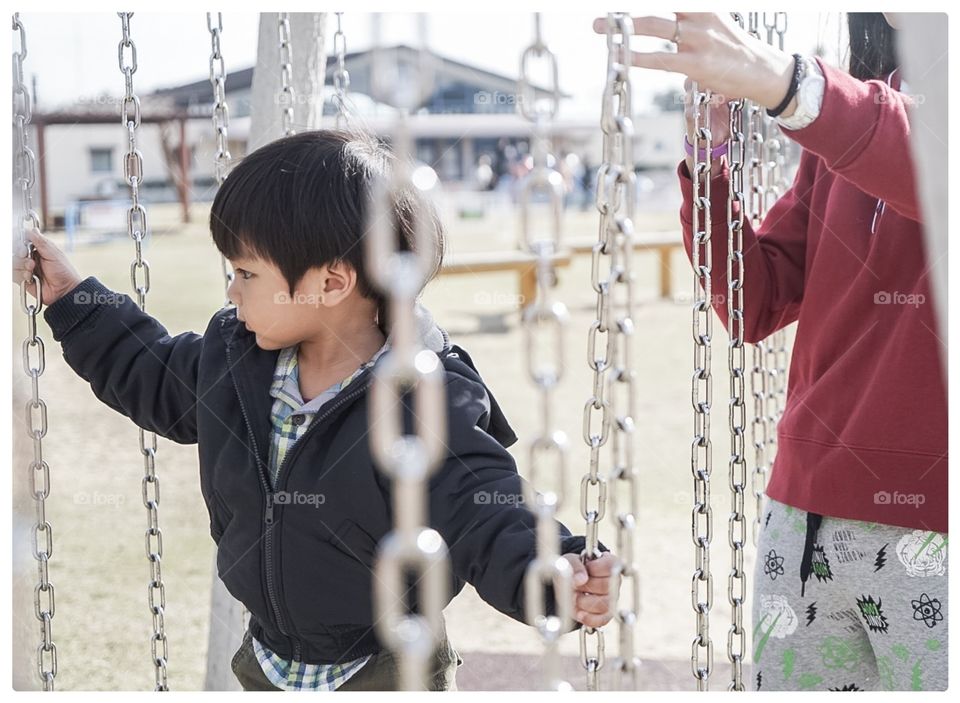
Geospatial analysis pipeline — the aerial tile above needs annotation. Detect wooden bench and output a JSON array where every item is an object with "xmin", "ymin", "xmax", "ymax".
[
  {"xmin": 439, "ymin": 249, "xmax": 573, "ymax": 310},
  {"xmin": 438, "ymin": 232, "xmax": 683, "ymax": 313},
  {"xmin": 566, "ymin": 231, "xmax": 684, "ymax": 300}
]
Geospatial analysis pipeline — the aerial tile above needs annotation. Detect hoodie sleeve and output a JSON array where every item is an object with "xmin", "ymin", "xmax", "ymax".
[
  {"xmin": 426, "ymin": 370, "xmax": 608, "ymax": 632},
  {"xmin": 42, "ymin": 276, "xmax": 202, "ymax": 445},
  {"xmin": 780, "ymin": 56, "xmax": 921, "ymax": 221}
]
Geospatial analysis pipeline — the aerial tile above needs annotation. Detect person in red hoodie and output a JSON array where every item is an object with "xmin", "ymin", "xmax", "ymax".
[{"xmin": 594, "ymin": 12, "xmax": 947, "ymax": 691}]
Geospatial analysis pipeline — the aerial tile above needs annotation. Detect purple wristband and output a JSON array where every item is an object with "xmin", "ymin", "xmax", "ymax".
[{"xmin": 684, "ymin": 134, "xmax": 728, "ymax": 160}]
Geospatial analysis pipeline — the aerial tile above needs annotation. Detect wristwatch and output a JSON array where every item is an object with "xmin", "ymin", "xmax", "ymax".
[{"xmin": 776, "ymin": 55, "xmax": 825, "ymax": 131}]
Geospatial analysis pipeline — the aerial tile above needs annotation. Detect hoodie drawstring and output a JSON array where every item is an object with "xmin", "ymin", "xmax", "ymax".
[{"xmin": 799, "ymin": 511, "xmax": 823, "ymax": 597}]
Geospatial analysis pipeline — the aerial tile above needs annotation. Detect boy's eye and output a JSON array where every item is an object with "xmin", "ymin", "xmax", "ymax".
[{"xmin": 235, "ymin": 268, "xmax": 253, "ymax": 280}]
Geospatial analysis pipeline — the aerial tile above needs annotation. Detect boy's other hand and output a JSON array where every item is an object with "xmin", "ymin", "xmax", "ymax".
[
  {"xmin": 562, "ymin": 552, "xmax": 619, "ymax": 629},
  {"xmin": 13, "ymin": 228, "xmax": 83, "ymax": 306}
]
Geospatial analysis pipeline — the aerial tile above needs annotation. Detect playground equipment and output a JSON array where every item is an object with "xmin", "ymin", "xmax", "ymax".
[{"xmin": 18, "ymin": 9, "xmax": 948, "ymax": 692}]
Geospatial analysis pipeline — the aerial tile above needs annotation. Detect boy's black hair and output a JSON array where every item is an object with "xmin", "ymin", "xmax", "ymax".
[
  {"xmin": 209, "ymin": 129, "xmax": 445, "ymax": 333},
  {"xmin": 846, "ymin": 13, "xmax": 900, "ymax": 81}
]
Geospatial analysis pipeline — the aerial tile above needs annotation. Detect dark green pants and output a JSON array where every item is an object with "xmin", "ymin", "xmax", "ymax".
[{"xmin": 231, "ymin": 627, "xmax": 462, "ymax": 691}]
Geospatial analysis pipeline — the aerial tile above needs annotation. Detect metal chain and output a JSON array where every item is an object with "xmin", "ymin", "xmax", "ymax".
[
  {"xmin": 763, "ymin": 12, "xmax": 788, "ymax": 51},
  {"xmin": 118, "ymin": 13, "xmax": 169, "ymax": 690},
  {"xmin": 277, "ymin": 13, "xmax": 295, "ymax": 136},
  {"xmin": 14, "ymin": 12, "xmax": 57, "ymax": 691},
  {"xmin": 205, "ymin": 10, "xmax": 248, "ymax": 637},
  {"xmin": 745, "ymin": 12, "xmax": 772, "ymax": 548},
  {"xmin": 750, "ymin": 339, "xmax": 770, "ymax": 548},
  {"xmin": 690, "ymin": 81, "xmax": 715, "ymax": 691},
  {"xmin": 745, "ymin": 14, "xmax": 766, "ymax": 230},
  {"xmin": 760, "ymin": 12, "xmax": 791, "ymax": 492},
  {"xmin": 771, "ymin": 331, "xmax": 788, "ymax": 426},
  {"xmin": 332, "ymin": 12, "xmax": 350, "ymax": 129},
  {"xmin": 725, "ymin": 15, "xmax": 748, "ymax": 690},
  {"xmin": 206, "ymin": 12, "xmax": 235, "ymax": 307},
  {"xmin": 517, "ymin": 13, "xmax": 573, "ymax": 691},
  {"xmin": 761, "ymin": 14, "xmax": 790, "ymax": 212},
  {"xmin": 367, "ymin": 111, "xmax": 448, "ymax": 691},
  {"xmin": 591, "ymin": 13, "xmax": 641, "ymax": 691}
]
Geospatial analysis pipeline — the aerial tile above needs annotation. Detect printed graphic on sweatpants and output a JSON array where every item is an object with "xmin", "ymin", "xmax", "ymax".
[{"xmin": 752, "ymin": 496, "xmax": 947, "ymax": 691}]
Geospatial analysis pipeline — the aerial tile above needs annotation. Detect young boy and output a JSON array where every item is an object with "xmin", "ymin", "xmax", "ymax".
[{"xmin": 14, "ymin": 130, "xmax": 616, "ymax": 691}]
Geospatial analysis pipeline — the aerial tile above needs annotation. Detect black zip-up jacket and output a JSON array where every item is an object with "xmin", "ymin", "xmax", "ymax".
[{"xmin": 44, "ymin": 276, "xmax": 604, "ymax": 664}]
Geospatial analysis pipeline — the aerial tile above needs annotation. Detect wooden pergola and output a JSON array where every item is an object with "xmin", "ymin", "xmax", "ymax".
[{"xmin": 32, "ymin": 107, "xmax": 194, "ymax": 231}]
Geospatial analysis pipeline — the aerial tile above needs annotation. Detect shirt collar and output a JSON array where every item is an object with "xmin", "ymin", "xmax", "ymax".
[{"xmin": 270, "ymin": 340, "xmax": 390, "ymax": 411}]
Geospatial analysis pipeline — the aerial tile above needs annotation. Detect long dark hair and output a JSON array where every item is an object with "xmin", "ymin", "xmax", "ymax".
[{"xmin": 846, "ymin": 13, "xmax": 900, "ymax": 81}]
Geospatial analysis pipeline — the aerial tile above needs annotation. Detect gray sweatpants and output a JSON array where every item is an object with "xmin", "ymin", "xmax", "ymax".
[{"xmin": 752, "ymin": 495, "xmax": 948, "ymax": 691}]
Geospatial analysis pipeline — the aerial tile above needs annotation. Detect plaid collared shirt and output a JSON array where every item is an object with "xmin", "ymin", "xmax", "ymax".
[{"xmin": 252, "ymin": 341, "xmax": 387, "ymax": 690}]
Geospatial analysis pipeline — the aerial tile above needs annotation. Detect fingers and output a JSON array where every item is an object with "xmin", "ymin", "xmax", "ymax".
[
  {"xmin": 27, "ymin": 228, "xmax": 55, "ymax": 259},
  {"xmin": 562, "ymin": 554, "xmax": 590, "ymax": 587},
  {"xmin": 633, "ymin": 15, "xmax": 679, "ymax": 40},
  {"xmin": 576, "ymin": 575, "xmax": 611, "ymax": 595},
  {"xmin": 576, "ymin": 608, "xmax": 612, "ymax": 629},
  {"xmin": 13, "ymin": 248, "xmax": 37, "ymax": 283},
  {"xmin": 584, "ymin": 553, "xmax": 617, "ymax": 577},
  {"xmin": 592, "ymin": 14, "xmax": 678, "ymax": 42},
  {"xmin": 576, "ymin": 592, "xmax": 609, "ymax": 615},
  {"xmin": 628, "ymin": 49, "xmax": 686, "ymax": 74},
  {"xmin": 21, "ymin": 257, "xmax": 37, "ymax": 282}
]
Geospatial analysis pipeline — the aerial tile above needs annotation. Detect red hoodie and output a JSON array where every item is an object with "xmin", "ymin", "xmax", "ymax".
[{"xmin": 678, "ymin": 56, "xmax": 947, "ymax": 533}]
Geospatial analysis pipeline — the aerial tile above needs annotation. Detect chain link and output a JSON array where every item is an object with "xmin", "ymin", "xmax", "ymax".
[
  {"xmin": 332, "ymin": 12, "xmax": 350, "ymax": 129},
  {"xmin": 14, "ymin": 12, "xmax": 57, "ymax": 691},
  {"xmin": 367, "ymin": 111, "xmax": 448, "ymax": 691},
  {"xmin": 761, "ymin": 13, "xmax": 791, "ymax": 209},
  {"xmin": 590, "ymin": 13, "xmax": 642, "ymax": 691},
  {"xmin": 277, "ymin": 13, "xmax": 296, "ymax": 136},
  {"xmin": 745, "ymin": 12, "xmax": 771, "ymax": 551},
  {"xmin": 118, "ymin": 13, "xmax": 169, "ymax": 690},
  {"xmin": 517, "ymin": 13, "xmax": 574, "ymax": 691},
  {"xmin": 755, "ymin": 13, "xmax": 792, "ymax": 524},
  {"xmin": 725, "ymin": 14, "xmax": 748, "ymax": 690},
  {"xmin": 206, "ymin": 11, "xmax": 248, "ymax": 636},
  {"xmin": 206, "ymin": 12, "xmax": 235, "ymax": 307},
  {"xmin": 750, "ymin": 338, "xmax": 770, "ymax": 547},
  {"xmin": 689, "ymin": 79, "xmax": 715, "ymax": 691}
]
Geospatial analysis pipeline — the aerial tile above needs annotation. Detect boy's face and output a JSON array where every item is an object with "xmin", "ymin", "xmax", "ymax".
[{"xmin": 226, "ymin": 253, "xmax": 349, "ymax": 350}]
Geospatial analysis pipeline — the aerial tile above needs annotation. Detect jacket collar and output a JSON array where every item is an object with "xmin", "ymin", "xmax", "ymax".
[{"xmin": 218, "ymin": 303, "xmax": 452, "ymax": 461}]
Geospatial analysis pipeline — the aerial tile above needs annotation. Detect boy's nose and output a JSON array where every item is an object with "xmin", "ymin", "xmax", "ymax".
[{"xmin": 226, "ymin": 278, "xmax": 241, "ymax": 309}]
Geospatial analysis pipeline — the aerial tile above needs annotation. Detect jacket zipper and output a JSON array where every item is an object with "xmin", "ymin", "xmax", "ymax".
[
  {"xmin": 225, "ymin": 342, "xmax": 302, "ymax": 661},
  {"xmin": 272, "ymin": 378, "xmax": 370, "ymax": 494},
  {"xmin": 225, "ymin": 341, "xmax": 374, "ymax": 662},
  {"xmin": 270, "ymin": 333, "xmax": 453, "ymax": 494}
]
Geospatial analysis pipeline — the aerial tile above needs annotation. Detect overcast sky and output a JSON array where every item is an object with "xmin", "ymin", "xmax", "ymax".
[{"xmin": 18, "ymin": 12, "xmax": 846, "ymax": 119}]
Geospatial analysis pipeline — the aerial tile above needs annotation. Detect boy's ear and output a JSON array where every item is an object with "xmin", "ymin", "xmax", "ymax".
[{"xmin": 318, "ymin": 260, "xmax": 357, "ymax": 304}]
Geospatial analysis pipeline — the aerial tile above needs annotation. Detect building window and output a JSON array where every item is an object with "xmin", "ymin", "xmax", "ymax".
[{"xmin": 90, "ymin": 147, "xmax": 113, "ymax": 174}]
